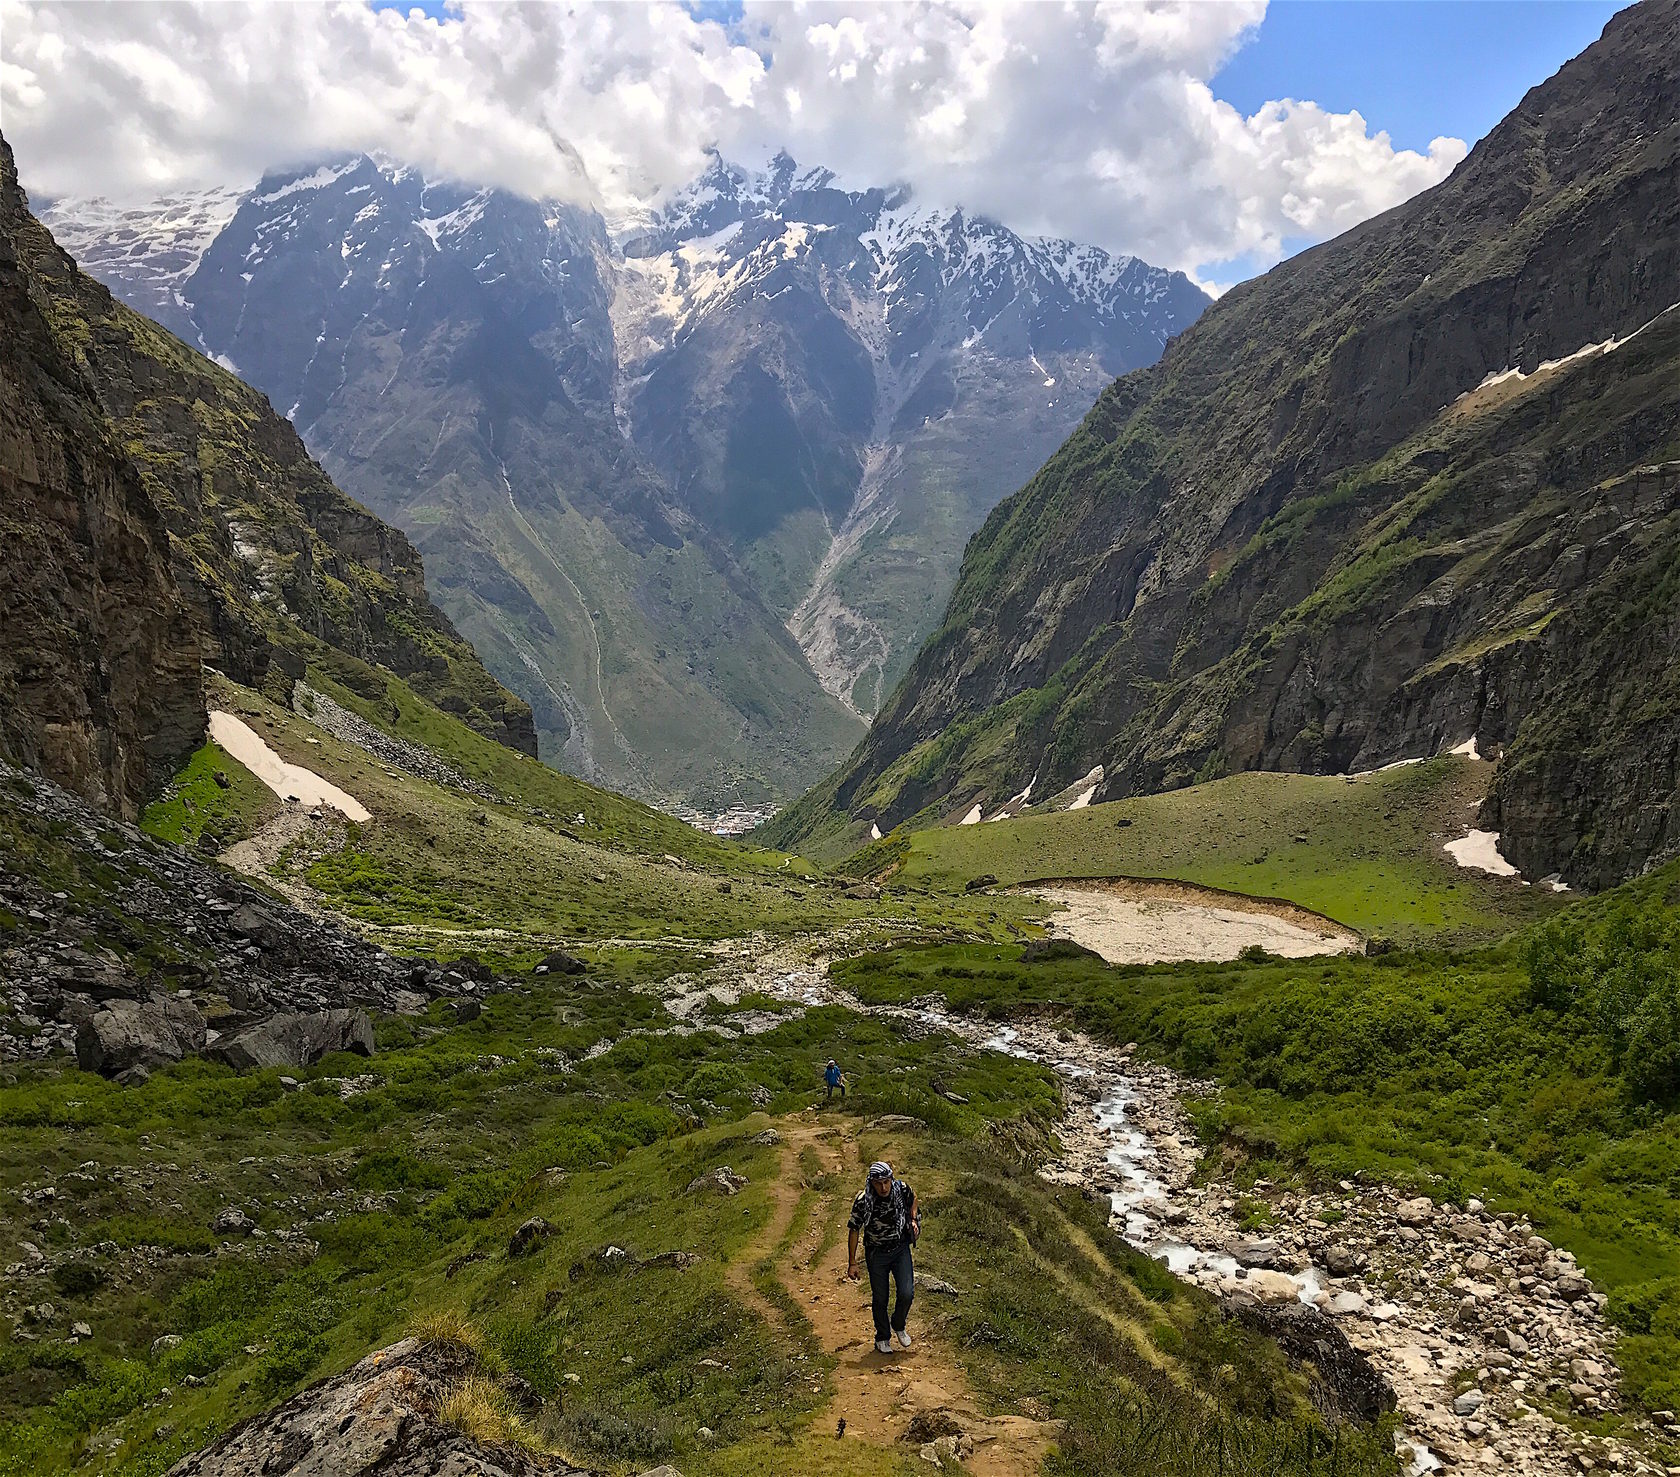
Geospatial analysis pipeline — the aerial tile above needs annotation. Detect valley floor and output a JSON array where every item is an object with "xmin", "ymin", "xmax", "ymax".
[{"xmin": 3, "ymin": 673, "xmax": 1677, "ymax": 1477}]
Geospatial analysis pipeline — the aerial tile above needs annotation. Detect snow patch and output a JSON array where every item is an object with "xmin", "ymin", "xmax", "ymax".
[
  {"xmin": 1068, "ymin": 785, "xmax": 1097, "ymax": 811},
  {"xmin": 1444, "ymin": 829, "xmax": 1519, "ymax": 878},
  {"xmin": 959, "ymin": 803, "xmax": 983, "ymax": 826},
  {"xmin": 1449, "ymin": 737, "xmax": 1481, "ymax": 760},
  {"xmin": 208, "ymin": 712, "xmax": 370, "ymax": 823},
  {"xmin": 252, "ymin": 160, "xmax": 361, "ymax": 205},
  {"xmin": 869, "ymin": 822, "xmax": 883, "ymax": 841}
]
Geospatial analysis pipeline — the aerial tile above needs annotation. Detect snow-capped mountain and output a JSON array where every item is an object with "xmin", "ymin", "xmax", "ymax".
[
  {"xmin": 38, "ymin": 186, "xmax": 245, "ymax": 346},
  {"xmin": 611, "ymin": 150, "xmax": 1208, "ymax": 713},
  {"xmin": 42, "ymin": 149, "xmax": 1206, "ymax": 794}
]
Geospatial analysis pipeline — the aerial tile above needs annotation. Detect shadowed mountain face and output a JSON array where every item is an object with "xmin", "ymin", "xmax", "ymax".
[
  {"xmin": 44, "ymin": 153, "xmax": 1204, "ymax": 803},
  {"xmin": 48, "ymin": 157, "xmax": 865, "ymax": 808},
  {"xmin": 763, "ymin": 0, "xmax": 1680, "ymax": 890},
  {"xmin": 0, "ymin": 133, "xmax": 532, "ymax": 814},
  {"xmin": 614, "ymin": 153, "xmax": 1209, "ymax": 716}
]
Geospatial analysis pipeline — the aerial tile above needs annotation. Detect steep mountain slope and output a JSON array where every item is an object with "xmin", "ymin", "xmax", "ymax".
[
  {"xmin": 766, "ymin": 0, "xmax": 1680, "ymax": 888},
  {"xmin": 0, "ymin": 140, "xmax": 202, "ymax": 814},
  {"xmin": 50, "ymin": 158, "xmax": 863, "ymax": 808},
  {"xmin": 1, "ymin": 130, "xmax": 534, "ymax": 817},
  {"xmin": 615, "ymin": 152, "xmax": 1208, "ymax": 713},
  {"xmin": 44, "ymin": 155, "xmax": 1203, "ymax": 799}
]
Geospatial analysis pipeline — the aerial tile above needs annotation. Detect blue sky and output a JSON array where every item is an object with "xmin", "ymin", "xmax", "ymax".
[{"xmin": 1213, "ymin": 1, "xmax": 1627, "ymax": 155}]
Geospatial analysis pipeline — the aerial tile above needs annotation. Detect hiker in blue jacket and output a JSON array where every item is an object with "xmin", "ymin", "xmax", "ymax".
[
  {"xmin": 845, "ymin": 1160, "xmax": 918, "ymax": 1353},
  {"xmin": 823, "ymin": 1058, "xmax": 846, "ymax": 1101}
]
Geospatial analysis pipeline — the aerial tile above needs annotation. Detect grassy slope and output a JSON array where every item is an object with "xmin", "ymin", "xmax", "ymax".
[
  {"xmin": 138, "ymin": 743, "xmax": 276, "ymax": 853},
  {"xmin": 185, "ymin": 668, "xmax": 1028, "ymax": 953},
  {"xmin": 864, "ymin": 758, "xmax": 1562, "ymax": 945},
  {"xmin": 0, "ymin": 972, "xmax": 1393, "ymax": 1477},
  {"xmin": 836, "ymin": 858, "xmax": 1680, "ymax": 1428}
]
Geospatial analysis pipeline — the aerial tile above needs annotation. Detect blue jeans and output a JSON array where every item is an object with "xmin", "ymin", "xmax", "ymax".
[{"xmin": 865, "ymin": 1239, "xmax": 913, "ymax": 1343}]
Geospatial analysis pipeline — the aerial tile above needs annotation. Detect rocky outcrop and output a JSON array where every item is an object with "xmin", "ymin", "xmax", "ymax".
[
  {"xmin": 0, "ymin": 128, "xmax": 535, "ymax": 765},
  {"xmin": 0, "ymin": 134, "xmax": 204, "ymax": 813},
  {"xmin": 772, "ymin": 0, "xmax": 1680, "ymax": 886},
  {"xmin": 206, "ymin": 1008, "xmax": 375, "ymax": 1071},
  {"xmin": 165, "ymin": 1338, "xmax": 597, "ymax": 1477}
]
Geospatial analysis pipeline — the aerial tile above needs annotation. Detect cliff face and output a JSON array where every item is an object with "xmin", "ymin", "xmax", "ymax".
[
  {"xmin": 0, "ymin": 131, "xmax": 537, "ymax": 769},
  {"xmin": 0, "ymin": 139, "xmax": 204, "ymax": 813},
  {"xmin": 769, "ymin": 0, "xmax": 1680, "ymax": 887}
]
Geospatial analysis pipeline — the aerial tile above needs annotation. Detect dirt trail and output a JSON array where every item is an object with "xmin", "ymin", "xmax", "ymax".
[
  {"xmin": 744, "ymin": 1116, "xmax": 1053, "ymax": 1475},
  {"xmin": 218, "ymin": 806, "xmax": 344, "ymax": 917}
]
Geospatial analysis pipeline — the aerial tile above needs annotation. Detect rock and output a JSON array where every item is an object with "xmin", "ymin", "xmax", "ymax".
[
  {"xmin": 71, "ymin": 1321, "xmax": 92, "ymax": 1338},
  {"xmin": 76, "ymin": 997, "xmax": 206, "ymax": 1078},
  {"xmin": 685, "ymin": 1167, "xmax": 747, "ymax": 1197},
  {"xmin": 151, "ymin": 1333, "xmax": 182, "ymax": 1357},
  {"xmin": 1225, "ymin": 1297, "xmax": 1396, "ymax": 1424},
  {"xmin": 964, "ymin": 875, "xmax": 999, "ymax": 893},
  {"xmin": 1324, "ymin": 1245, "xmax": 1363, "ymax": 1277},
  {"xmin": 1238, "ymin": 1269, "xmax": 1302, "ymax": 1301},
  {"xmin": 921, "ymin": 1276, "xmax": 961, "ymax": 1297},
  {"xmin": 453, "ymin": 998, "xmax": 481, "ymax": 1024},
  {"xmin": 1493, "ymin": 1327, "xmax": 1530, "ymax": 1356},
  {"xmin": 1454, "ymin": 1389, "xmax": 1485, "ymax": 1417},
  {"xmin": 508, "ymin": 1218, "xmax": 552, "ymax": 1257},
  {"xmin": 1228, "ymin": 1237, "xmax": 1287, "ymax": 1269},
  {"xmin": 208, "ymin": 1009, "xmax": 374, "ymax": 1071},
  {"xmin": 536, "ymin": 950, "xmax": 586, "ymax": 976},
  {"xmin": 843, "ymin": 883, "xmax": 881, "ymax": 900},
  {"xmin": 1554, "ymin": 1273, "xmax": 1594, "ymax": 1302},
  {"xmin": 1397, "ymin": 1197, "xmax": 1435, "ymax": 1226},
  {"xmin": 162, "ymin": 1337, "xmax": 596, "ymax": 1474},
  {"xmin": 210, "ymin": 1206, "xmax": 255, "ymax": 1237},
  {"xmin": 750, "ymin": 1129, "xmax": 780, "ymax": 1146}
]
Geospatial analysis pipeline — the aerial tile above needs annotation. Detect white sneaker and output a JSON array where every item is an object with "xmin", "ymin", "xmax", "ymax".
[
  {"xmin": 874, "ymin": 1338, "xmax": 894, "ymax": 1354},
  {"xmin": 895, "ymin": 1328, "xmax": 912, "ymax": 1349}
]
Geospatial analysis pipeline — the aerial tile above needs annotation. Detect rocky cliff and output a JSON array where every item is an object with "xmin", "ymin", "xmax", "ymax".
[
  {"xmin": 2, "ymin": 132, "xmax": 536, "ymax": 767},
  {"xmin": 0, "ymin": 137, "xmax": 204, "ymax": 814},
  {"xmin": 767, "ymin": 0, "xmax": 1680, "ymax": 888}
]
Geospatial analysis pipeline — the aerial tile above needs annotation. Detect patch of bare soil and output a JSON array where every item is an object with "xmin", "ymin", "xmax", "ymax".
[{"xmin": 1028, "ymin": 878, "xmax": 1361, "ymax": 964}]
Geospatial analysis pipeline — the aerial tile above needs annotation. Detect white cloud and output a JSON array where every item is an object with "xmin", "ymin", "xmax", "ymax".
[{"xmin": 0, "ymin": 0, "xmax": 1466, "ymax": 281}]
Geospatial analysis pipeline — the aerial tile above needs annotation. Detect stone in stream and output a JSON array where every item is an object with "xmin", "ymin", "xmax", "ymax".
[{"xmin": 1227, "ymin": 1236, "xmax": 1290, "ymax": 1269}]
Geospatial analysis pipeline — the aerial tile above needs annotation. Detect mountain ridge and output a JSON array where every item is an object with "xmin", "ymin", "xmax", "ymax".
[
  {"xmin": 43, "ymin": 151, "xmax": 1206, "ymax": 794},
  {"xmin": 763, "ymin": 0, "xmax": 1680, "ymax": 889},
  {"xmin": 0, "ymin": 130, "xmax": 537, "ymax": 814}
]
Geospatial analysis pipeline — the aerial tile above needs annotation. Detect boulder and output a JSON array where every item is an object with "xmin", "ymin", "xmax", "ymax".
[
  {"xmin": 210, "ymin": 1206, "xmax": 255, "ymax": 1237},
  {"xmin": 76, "ymin": 997, "xmax": 206, "ymax": 1078},
  {"xmin": 685, "ymin": 1167, "xmax": 747, "ymax": 1197},
  {"xmin": 535, "ymin": 950, "xmax": 586, "ymax": 977},
  {"xmin": 1228, "ymin": 1237, "xmax": 1287, "ymax": 1269},
  {"xmin": 1225, "ymin": 1297, "xmax": 1396, "ymax": 1425},
  {"xmin": 508, "ymin": 1217, "xmax": 552, "ymax": 1257},
  {"xmin": 208, "ymin": 1009, "xmax": 375, "ymax": 1071},
  {"xmin": 1324, "ymin": 1245, "xmax": 1363, "ymax": 1277},
  {"xmin": 1396, "ymin": 1197, "xmax": 1435, "ymax": 1226}
]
